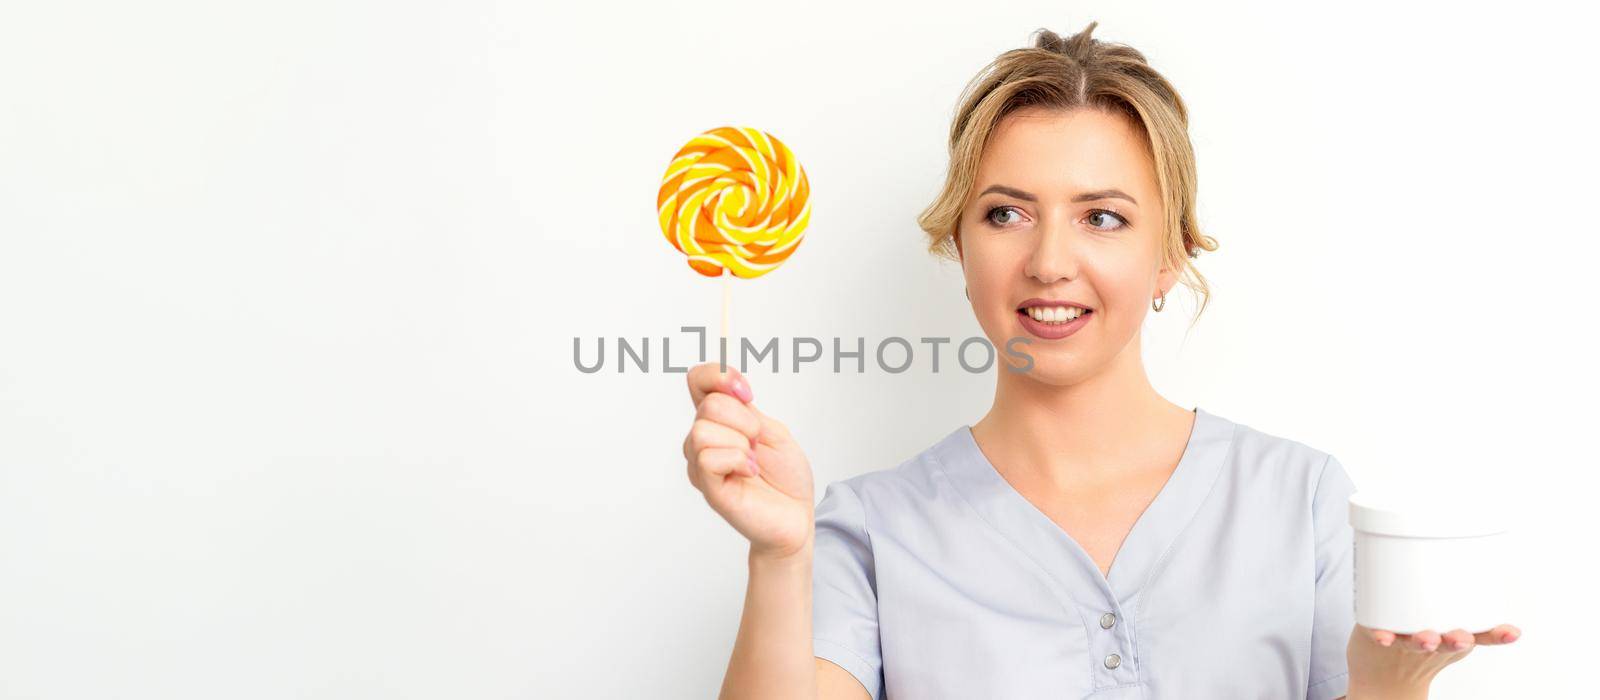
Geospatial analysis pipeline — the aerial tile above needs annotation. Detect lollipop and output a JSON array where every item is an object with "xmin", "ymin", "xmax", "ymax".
[
  {"xmin": 656, "ymin": 126, "xmax": 811, "ymax": 279},
  {"xmin": 657, "ymin": 126, "xmax": 811, "ymax": 345}
]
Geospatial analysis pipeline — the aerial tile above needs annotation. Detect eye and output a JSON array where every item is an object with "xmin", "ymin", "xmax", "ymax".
[
  {"xmin": 984, "ymin": 205, "xmax": 1024, "ymax": 227},
  {"xmin": 1086, "ymin": 209, "xmax": 1129, "ymax": 231}
]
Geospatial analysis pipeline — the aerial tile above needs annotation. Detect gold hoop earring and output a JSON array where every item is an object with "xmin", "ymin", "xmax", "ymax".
[{"xmin": 1152, "ymin": 293, "xmax": 1166, "ymax": 312}]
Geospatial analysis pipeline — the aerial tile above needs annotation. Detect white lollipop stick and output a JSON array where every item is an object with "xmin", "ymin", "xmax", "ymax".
[{"xmin": 719, "ymin": 274, "xmax": 731, "ymax": 370}]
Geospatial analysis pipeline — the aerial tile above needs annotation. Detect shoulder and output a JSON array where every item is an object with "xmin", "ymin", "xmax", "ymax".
[
  {"xmin": 1215, "ymin": 411, "xmax": 1343, "ymax": 482},
  {"xmin": 1209, "ymin": 410, "xmax": 1356, "ymax": 514},
  {"xmin": 816, "ymin": 426, "xmax": 970, "ymax": 523}
]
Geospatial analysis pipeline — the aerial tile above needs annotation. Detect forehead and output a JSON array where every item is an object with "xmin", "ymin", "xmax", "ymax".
[{"xmin": 975, "ymin": 107, "xmax": 1156, "ymax": 196}]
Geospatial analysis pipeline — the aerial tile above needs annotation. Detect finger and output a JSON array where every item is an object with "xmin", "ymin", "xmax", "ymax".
[
  {"xmin": 691, "ymin": 446, "xmax": 758, "ymax": 487},
  {"xmin": 684, "ymin": 418, "xmax": 751, "ymax": 460},
  {"xmin": 1442, "ymin": 629, "xmax": 1475, "ymax": 651},
  {"xmin": 749, "ymin": 402, "xmax": 794, "ymax": 448},
  {"xmin": 697, "ymin": 392, "xmax": 760, "ymax": 443},
  {"xmin": 1370, "ymin": 628, "xmax": 1396, "ymax": 647},
  {"xmin": 1407, "ymin": 629, "xmax": 1441, "ymax": 652},
  {"xmin": 687, "ymin": 362, "xmax": 753, "ymax": 406},
  {"xmin": 1473, "ymin": 624, "xmax": 1521, "ymax": 646}
]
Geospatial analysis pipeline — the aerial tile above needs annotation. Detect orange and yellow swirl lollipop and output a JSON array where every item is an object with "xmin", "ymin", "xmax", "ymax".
[{"xmin": 657, "ymin": 126, "xmax": 812, "ymax": 279}]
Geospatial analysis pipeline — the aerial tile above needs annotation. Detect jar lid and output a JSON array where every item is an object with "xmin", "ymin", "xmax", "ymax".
[{"xmin": 1348, "ymin": 490, "xmax": 1512, "ymax": 539}]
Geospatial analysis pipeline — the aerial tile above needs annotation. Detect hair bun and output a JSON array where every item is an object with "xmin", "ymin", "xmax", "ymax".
[
  {"xmin": 1034, "ymin": 29, "xmax": 1066, "ymax": 52},
  {"xmin": 1034, "ymin": 21, "xmax": 1099, "ymax": 59}
]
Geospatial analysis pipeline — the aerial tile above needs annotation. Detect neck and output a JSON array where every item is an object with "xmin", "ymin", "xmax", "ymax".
[{"xmin": 971, "ymin": 334, "xmax": 1189, "ymax": 487}]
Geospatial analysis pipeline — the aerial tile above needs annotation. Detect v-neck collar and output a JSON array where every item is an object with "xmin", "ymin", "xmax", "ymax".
[{"xmin": 930, "ymin": 406, "xmax": 1235, "ymax": 608}]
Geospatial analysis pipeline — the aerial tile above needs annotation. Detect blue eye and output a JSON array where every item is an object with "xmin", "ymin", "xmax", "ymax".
[
  {"xmin": 985, "ymin": 205, "xmax": 1023, "ymax": 227},
  {"xmin": 1087, "ymin": 209, "xmax": 1129, "ymax": 231}
]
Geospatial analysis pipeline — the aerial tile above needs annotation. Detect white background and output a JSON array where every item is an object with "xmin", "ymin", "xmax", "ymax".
[{"xmin": 2, "ymin": 1, "xmax": 1594, "ymax": 697}]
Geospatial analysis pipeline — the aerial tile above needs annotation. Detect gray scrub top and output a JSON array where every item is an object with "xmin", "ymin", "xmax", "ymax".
[{"xmin": 812, "ymin": 407, "xmax": 1357, "ymax": 700}]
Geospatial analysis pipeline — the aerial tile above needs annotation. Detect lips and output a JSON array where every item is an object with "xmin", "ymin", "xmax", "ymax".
[
  {"xmin": 1015, "ymin": 301, "xmax": 1093, "ymax": 340},
  {"xmin": 1016, "ymin": 297, "xmax": 1091, "ymax": 311},
  {"xmin": 1019, "ymin": 305, "xmax": 1089, "ymax": 324}
]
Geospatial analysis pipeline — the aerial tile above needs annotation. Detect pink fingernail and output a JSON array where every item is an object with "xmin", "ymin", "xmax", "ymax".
[
  {"xmin": 730, "ymin": 376, "xmax": 753, "ymax": 403},
  {"xmin": 1502, "ymin": 632, "xmax": 1516, "ymax": 642},
  {"xmin": 747, "ymin": 454, "xmax": 760, "ymax": 477}
]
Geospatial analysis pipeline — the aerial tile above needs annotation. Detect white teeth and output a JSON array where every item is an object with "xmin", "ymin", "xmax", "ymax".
[{"xmin": 1023, "ymin": 306, "xmax": 1089, "ymax": 324}]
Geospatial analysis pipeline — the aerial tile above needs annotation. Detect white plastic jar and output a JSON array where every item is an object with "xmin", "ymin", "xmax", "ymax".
[{"xmin": 1348, "ymin": 491, "xmax": 1512, "ymax": 635}]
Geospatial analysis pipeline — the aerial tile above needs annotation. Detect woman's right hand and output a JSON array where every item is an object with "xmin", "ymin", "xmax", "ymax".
[{"xmin": 683, "ymin": 362, "xmax": 815, "ymax": 560}]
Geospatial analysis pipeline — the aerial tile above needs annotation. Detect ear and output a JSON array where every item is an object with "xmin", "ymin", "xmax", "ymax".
[
  {"xmin": 1155, "ymin": 247, "xmax": 1180, "ymax": 300},
  {"xmin": 952, "ymin": 231, "xmax": 964, "ymax": 263}
]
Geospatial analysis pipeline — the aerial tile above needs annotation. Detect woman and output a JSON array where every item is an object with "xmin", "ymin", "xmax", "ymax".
[{"xmin": 681, "ymin": 22, "xmax": 1520, "ymax": 700}]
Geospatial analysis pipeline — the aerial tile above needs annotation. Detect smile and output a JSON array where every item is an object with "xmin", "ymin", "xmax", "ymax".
[
  {"xmin": 1016, "ymin": 300, "xmax": 1093, "ymax": 339},
  {"xmin": 1021, "ymin": 305, "xmax": 1087, "ymax": 323}
]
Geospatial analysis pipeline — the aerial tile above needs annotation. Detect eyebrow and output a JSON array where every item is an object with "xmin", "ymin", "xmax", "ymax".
[{"xmin": 977, "ymin": 184, "xmax": 1138, "ymax": 206}]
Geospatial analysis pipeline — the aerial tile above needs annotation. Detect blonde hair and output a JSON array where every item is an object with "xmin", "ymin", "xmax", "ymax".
[{"xmin": 917, "ymin": 22, "xmax": 1220, "ymax": 322}]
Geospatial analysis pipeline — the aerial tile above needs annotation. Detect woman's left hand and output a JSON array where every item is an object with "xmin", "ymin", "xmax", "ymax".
[{"xmin": 1345, "ymin": 622, "xmax": 1522, "ymax": 699}]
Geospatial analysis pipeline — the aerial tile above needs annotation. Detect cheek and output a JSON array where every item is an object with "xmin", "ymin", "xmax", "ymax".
[
  {"xmin": 960, "ymin": 254, "xmax": 1022, "ymax": 334},
  {"xmin": 961, "ymin": 248, "xmax": 1004, "ymax": 294},
  {"xmin": 962, "ymin": 236, "xmax": 1028, "ymax": 287},
  {"xmin": 1112, "ymin": 263, "xmax": 1158, "ymax": 304}
]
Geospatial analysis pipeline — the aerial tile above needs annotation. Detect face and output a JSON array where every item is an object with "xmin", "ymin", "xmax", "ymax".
[{"xmin": 955, "ymin": 106, "xmax": 1176, "ymax": 385}]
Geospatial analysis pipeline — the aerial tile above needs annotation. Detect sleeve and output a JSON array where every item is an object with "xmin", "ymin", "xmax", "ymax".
[
  {"xmin": 811, "ymin": 479, "xmax": 884, "ymax": 700},
  {"xmin": 1307, "ymin": 453, "xmax": 1357, "ymax": 700}
]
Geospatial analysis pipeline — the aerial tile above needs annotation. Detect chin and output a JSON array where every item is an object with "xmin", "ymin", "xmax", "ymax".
[{"xmin": 1002, "ymin": 347, "xmax": 1100, "ymax": 387}]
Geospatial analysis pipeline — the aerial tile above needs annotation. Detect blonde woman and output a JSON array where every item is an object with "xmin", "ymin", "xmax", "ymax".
[{"xmin": 681, "ymin": 22, "xmax": 1520, "ymax": 700}]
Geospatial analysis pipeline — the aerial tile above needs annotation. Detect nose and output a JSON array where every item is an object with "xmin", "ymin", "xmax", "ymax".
[{"xmin": 1023, "ymin": 216, "xmax": 1077, "ymax": 284}]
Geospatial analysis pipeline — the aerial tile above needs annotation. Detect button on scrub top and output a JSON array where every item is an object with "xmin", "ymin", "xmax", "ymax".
[{"xmin": 812, "ymin": 407, "xmax": 1357, "ymax": 700}]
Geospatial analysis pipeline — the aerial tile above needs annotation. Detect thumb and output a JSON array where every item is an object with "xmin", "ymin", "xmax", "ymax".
[
  {"xmin": 746, "ymin": 403, "xmax": 809, "ymax": 501},
  {"xmin": 748, "ymin": 402, "xmax": 794, "ymax": 449}
]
